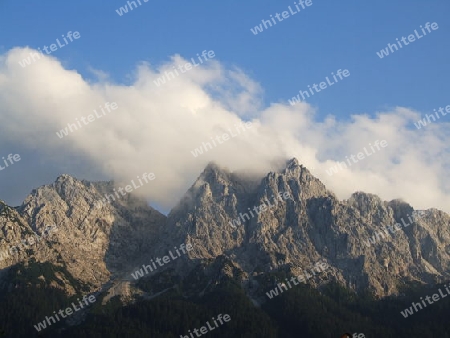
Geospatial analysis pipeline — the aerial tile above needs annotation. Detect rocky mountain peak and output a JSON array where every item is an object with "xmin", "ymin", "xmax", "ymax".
[
  {"xmin": 163, "ymin": 160, "xmax": 450, "ymax": 297},
  {"xmin": 202, "ymin": 161, "xmax": 228, "ymax": 175},
  {"xmin": 0, "ymin": 200, "xmax": 6, "ymax": 213},
  {"xmin": 55, "ymin": 173, "xmax": 76, "ymax": 182},
  {"xmin": 195, "ymin": 162, "xmax": 232, "ymax": 190},
  {"xmin": 2, "ymin": 161, "xmax": 450, "ymax": 301},
  {"xmin": 285, "ymin": 157, "xmax": 300, "ymax": 169}
]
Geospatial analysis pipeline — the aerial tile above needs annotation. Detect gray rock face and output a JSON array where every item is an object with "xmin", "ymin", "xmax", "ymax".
[
  {"xmin": 0, "ymin": 175, "xmax": 166, "ymax": 291},
  {"xmin": 1, "ymin": 158, "xmax": 449, "ymax": 298},
  {"xmin": 164, "ymin": 158, "xmax": 450, "ymax": 297}
]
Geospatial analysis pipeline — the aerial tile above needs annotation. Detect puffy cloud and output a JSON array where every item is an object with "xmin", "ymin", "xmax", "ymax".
[{"xmin": 0, "ymin": 47, "xmax": 449, "ymax": 213}]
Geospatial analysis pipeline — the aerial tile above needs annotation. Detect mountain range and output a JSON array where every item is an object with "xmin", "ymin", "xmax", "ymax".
[{"xmin": 1, "ymin": 158, "xmax": 449, "ymax": 337}]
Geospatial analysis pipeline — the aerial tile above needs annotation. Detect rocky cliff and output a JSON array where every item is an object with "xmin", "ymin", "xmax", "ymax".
[{"xmin": 1, "ymin": 158, "xmax": 449, "ymax": 298}]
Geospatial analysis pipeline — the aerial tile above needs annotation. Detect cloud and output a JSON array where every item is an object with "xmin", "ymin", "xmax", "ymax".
[{"xmin": 0, "ymin": 47, "xmax": 449, "ymax": 213}]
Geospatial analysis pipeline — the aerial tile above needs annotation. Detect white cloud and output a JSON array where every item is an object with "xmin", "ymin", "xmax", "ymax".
[{"xmin": 0, "ymin": 47, "xmax": 449, "ymax": 213}]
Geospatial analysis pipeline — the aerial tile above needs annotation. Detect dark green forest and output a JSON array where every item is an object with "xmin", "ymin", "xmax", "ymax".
[{"xmin": 1, "ymin": 260, "xmax": 449, "ymax": 338}]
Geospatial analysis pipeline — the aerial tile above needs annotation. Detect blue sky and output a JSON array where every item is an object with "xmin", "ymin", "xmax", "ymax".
[{"xmin": 1, "ymin": 0, "xmax": 448, "ymax": 121}]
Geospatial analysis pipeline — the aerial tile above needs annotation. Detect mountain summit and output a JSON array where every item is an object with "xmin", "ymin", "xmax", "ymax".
[{"xmin": 1, "ymin": 159, "xmax": 449, "ymax": 299}]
